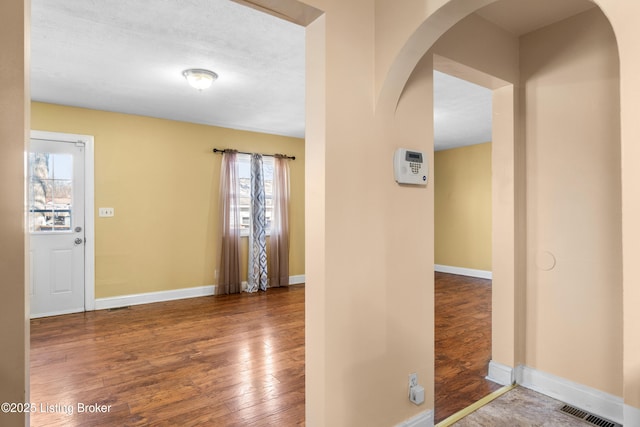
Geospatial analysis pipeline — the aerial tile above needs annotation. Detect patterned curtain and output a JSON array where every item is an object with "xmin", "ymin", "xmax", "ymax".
[
  {"xmin": 247, "ymin": 154, "xmax": 268, "ymax": 292},
  {"xmin": 216, "ymin": 151, "xmax": 242, "ymax": 295},
  {"xmin": 268, "ymin": 155, "xmax": 290, "ymax": 287}
]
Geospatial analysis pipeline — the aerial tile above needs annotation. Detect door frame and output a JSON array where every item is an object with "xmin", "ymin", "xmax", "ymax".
[{"xmin": 30, "ymin": 130, "xmax": 95, "ymax": 312}]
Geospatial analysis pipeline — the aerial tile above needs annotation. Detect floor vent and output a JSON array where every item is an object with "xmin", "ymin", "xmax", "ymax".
[
  {"xmin": 559, "ymin": 404, "xmax": 621, "ymax": 427},
  {"xmin": 107, "ymin": 306, "xmax": 130, "ymax": 311}
]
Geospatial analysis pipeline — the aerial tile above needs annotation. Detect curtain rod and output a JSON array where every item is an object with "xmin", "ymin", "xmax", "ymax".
[{"xmin": 213, "ymin": 148, "xmax": 295, "ymax": 160}]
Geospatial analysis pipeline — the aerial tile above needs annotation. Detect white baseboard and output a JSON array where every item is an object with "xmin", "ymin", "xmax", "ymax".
[
  {"xmin": 396, "ymin": 409, "xmax": 434, "ymax": 427},
  {"xmin": 95, "ymin": 285, "xmax": 216, "ymax": 310},
  {"xmin": 95, "ymin": 275, "xmax": 306, "ymax": 310},
  {"xmin": 487, "ymin": 360, "xmax": 515, "ymax": 386},
  {"xmin": 434, "ymin": 264, "xmax": 492, "ymax": 279},
  {"xmin": 625, "ymin": 403, "xmax": 640, "ymax": 426},
  {"xmin": 289, "ymin": 274, "xmax": 306, "ymax": 285},
  {"xmin": 518, "ymin": 366, "xmax": 623, "ymax": 425}
]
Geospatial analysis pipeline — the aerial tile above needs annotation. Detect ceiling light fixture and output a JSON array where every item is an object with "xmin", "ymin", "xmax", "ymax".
[{"xmin": 182, "ymin": 68, "xmax": 218, "ymax": 91}]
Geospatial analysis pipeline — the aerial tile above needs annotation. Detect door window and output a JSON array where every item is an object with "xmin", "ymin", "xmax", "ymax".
[{"xmin": 28, "ymin": 152, "xmax": 74, "ymax": 232}]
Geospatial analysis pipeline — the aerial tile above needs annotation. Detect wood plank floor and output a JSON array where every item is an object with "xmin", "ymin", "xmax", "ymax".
[
  {"xmin": 435, "ymin": 271, "xmax": 502, "ymax": 423},
  {"xmin": 31, "ymin": 275, "xmax": 498, "ymax": 426},
  {"xmin": 30, "ymin": 285, "xmax": 305, "ymax": 427}
]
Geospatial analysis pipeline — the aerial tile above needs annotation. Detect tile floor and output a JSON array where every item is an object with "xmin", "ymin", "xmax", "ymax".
[{"xmin": 451, "ymin": 386, "xmax": 603, "ymax": 427}]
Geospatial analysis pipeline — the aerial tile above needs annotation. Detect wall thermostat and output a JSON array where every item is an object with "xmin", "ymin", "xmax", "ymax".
[{"xmin": 394, "ymin": 148, "xmax": 428, "ymax": 185}]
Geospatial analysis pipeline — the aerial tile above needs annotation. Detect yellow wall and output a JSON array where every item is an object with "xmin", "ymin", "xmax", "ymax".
[
  {"xmin": 31, "ymin": 102, "xmax": 305, "ymax": 298},
  {"xmin": 521, "ymin": 9, "xmax": 622, "ymax": 396},
  {"xmin": 434, "ymin": 142, "xmax": 492, "ymax": 271}
]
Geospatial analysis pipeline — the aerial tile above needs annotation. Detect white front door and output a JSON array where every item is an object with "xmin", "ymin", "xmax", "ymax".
[{"xmin": 29, "ymin": 138, "xmax": 85, "ymax": 318}]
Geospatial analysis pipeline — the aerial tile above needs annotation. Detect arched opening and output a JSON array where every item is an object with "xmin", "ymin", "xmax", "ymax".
[{"xmin": 387, "ymin": 0, "xmax": 622, "ymax": 423}]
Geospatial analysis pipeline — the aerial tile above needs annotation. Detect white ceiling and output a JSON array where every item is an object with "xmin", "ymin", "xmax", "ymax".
[
  {"xmin": 31, "ymin": 0, "xmax": 596, "ymax": 148},
  {"xmin": 433, "ymin": 71, "xmax": 492, "ymax": 151},
  {"xmin": 31, "ymin": 0, "xmax": 306, "ymax": 138}
]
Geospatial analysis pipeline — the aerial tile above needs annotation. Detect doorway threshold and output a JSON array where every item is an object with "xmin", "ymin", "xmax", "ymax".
[{"xmin": 435, "ymin": 384, "xmax": 516, "ymax": 427}]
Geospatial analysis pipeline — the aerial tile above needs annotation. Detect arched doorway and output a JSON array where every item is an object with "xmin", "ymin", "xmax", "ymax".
[{"xmin": 385, "ymin": 0, "xmax": 623, "ymax": 424}]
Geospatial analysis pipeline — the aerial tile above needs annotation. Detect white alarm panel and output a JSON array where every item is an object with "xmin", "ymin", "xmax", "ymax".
[{"xmin": 394, "ymin": 148, "xmax": 428, "ymax": 185}]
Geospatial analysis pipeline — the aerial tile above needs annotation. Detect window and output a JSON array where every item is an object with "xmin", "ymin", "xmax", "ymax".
[
  {"xmin": 28, "ymin": 152, "xmax": 74, "ymax": 232},
  {"xmin": 237, "ymin": 154, "xmax": 274, "ymax": 236}
]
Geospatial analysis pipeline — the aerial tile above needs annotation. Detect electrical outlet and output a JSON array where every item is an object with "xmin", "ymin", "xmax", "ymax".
[
  {"xmin": 99, "ymin": 207, "xmax": 115, "ymax": 217},
  {"xmin": 409, "ymin": 373, "xmax": 418, "ymax": 389}
]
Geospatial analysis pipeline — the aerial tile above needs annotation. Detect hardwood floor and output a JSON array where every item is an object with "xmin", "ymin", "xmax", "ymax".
[
  {"xmin": 435, "ymin": 271, "xmax": 502, "ymax": 423},
  {"xmin": 31, "ymin": 275, "xmax": 497, "ymax": 426},
  {"xmin": 30, "ymin": 285, "xmax": 305, "ymax": 427}
]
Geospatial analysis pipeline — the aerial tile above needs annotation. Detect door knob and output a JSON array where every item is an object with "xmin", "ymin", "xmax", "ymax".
[{"xmin": 74, "ymin": 238, "xmax": 84, "ymax": 245}]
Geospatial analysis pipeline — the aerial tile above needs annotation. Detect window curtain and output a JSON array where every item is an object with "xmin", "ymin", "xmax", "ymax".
[
  {"xmin": 247, "ymin": 154, "xmax": 268, "ymax": 292},
  {"xmin": 216, "ymin": 151, "xmax": 242, "ymax": 295},
  {"xmin": 269, "ymin": 155, "xmax": 290, "ymax": 287}
]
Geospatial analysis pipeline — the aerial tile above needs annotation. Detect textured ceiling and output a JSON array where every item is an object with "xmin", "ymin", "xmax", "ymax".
[
  {"xmin": 31, "ymin": 0, "xmax": 596, "ymax": 148},
  {"xmin": 433, "ymin": 71, "xmax": 492, "ymax": 152},
  {"xmin": 31, "ymin": 0, "xmax": 306, "ymax": 138}
]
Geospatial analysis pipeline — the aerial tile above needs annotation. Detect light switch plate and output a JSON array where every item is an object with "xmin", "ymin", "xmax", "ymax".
[{"xmin": 99, "ymin": 207, "xmax": 115, "ymax": 217}]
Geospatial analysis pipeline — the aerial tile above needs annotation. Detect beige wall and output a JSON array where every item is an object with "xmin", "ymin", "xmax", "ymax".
[
  {"xmin": 303, "ymin": 1, "xmax": 631, "ymax": 424},
  {"xmin": 0, "ymin": 1, "xmax": 29, "ymax": 426},
  {"xmin": 305, "ymin": 1, "xmax": 433, "ymax": 424},
  {"xmin": 382, "ymin": 53, "xmax": 435, "ymax": 423},
  {"xmin": 385, "ymin": 0, "xmax": 640, "ymax": 412},
  {"xmin": 434, "ymin": 142, "xmax": 492, "ymax": 271},
  {"xmin": 31, "ymin": 102, "xmax": 305, "ymax": 298},
  {"xmin": 521, "ymin": 9, "xmax": 622, "ymax": 396},
  {"xmin": 611, "ymin": 0, "xmax": 640, "ymax": 411},
  {"xmin": 4, "ymin": 0, "xmax": 640, "ymax": 426},
  {"xmin": 305, "ymin": 7, "xmax": 517, "ymax": 426},
  {"xmin": 304, "ymin": 14, "xmax": 327, "ymax": 425}
]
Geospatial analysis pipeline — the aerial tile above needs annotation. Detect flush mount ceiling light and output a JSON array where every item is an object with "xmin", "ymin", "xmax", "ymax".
[{"xmin": 182, "ymin": 68, "xmax": 218, "ymax": 91}]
